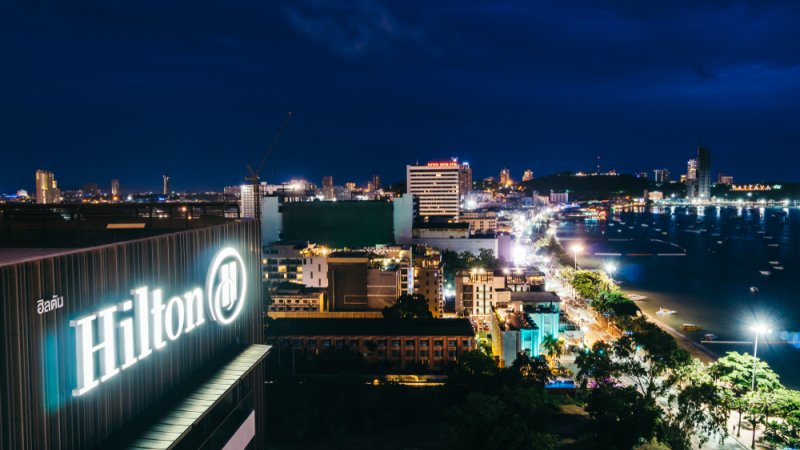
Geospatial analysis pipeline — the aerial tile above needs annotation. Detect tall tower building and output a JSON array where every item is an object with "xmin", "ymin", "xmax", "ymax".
[
  {"xmin": 240, "ymin": 183, "xmax": 257, "ymax": 218},
  {"xmin": 35, "ymin": 170, "xmax": 61, "ymax": 204},
  {"xmin": 653, "ymin": 169, "xmax": 670, "ymax": 185},
  {"xmin": 407, "ymin": 161, "xmax": 461, "ymax": 219},
  {"xmin": 499, "ymin": 168, "xmax": 511, "ymax": 187},
  {"xmin": 322, "ymin": 176, "xmax": 334, "ymax": 200},
  {"xmin": 371, "ymin": 175, "xmax": 381, "ymax": 191},
  {"xmin": 696, "ymin": 146, "xmax": 711, "ymax": 199},
  {"xmin": 522, "ymin": 169, "xmax": 534, "ymax": 182},
  {"xmin": 686, "ymin": 159, "xmax": 698, "ymax": 199},
  {"xmin": 111, "ymin": 179, "xmax": 120, "ymax": 198},
  {"xmin": 163, "ymin": 175, "xmax": 171, "ymax": 196},
  {"xmin": 457, "ymin": 160, "xmax": 472, "ymax": 198}
]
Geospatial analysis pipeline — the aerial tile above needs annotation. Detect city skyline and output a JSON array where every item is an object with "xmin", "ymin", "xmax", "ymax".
[{"xmin": 3, "ymin": 1, "xmax": 800, "ymax": 192}]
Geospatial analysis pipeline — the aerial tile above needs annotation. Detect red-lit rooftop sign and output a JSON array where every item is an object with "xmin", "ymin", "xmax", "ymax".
[{"xmin": 427, "ymin": 161, "xmax": 458, "ymax": 167}]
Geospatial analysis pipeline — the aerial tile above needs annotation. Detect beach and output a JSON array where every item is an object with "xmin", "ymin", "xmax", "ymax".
[{"xmin": 633, "ymin": 297, "xmax": 718, "ymax": 364}]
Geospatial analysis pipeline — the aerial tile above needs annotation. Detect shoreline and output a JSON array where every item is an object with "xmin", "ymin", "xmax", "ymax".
[{"xmin": 633, "ymin": 299, "xmax": 718, "ymax": 364}]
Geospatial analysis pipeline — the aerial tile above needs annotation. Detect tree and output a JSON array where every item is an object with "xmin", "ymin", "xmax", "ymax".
[
  {"xmin": 613, "ymin": 316, "xmax": 691, "ymax": 401},
  {"xmin": 709, "ymin": 351, "xmax": 782, "ymax": 437},
  {"xmin": 764, "ymin": 389, "xmax": 800, "ymax": 448},
  {"xmin": 509, "ymin": 352, "xmax": 552, "ymax": 386},
  {"xmin": 661, "ymin": 360, "xmax": 729, "ymax": 449},
  {"xmin": 382, "ymin": 293, "xmax": 433, "ymax": 319},
  {"xmin": 585, "ymin": 385, "xmax": 661, "ymax": 450},
  {"xmin": 571, "ymin": 270, "xmax": 615, "ymax": 300},
  {"xmin": 442, "ymin": 387, "xmax": 559, "ymax": 450},
  {"xmin": 541, "ymin": 333, "xmax": 564, "ymax": 368},
  {"xmin": 591, "ymin": 290, "xmax": 639, "ymax": 320},
  {"xmin": 575, "ymin": 341, "xmax": 617, "ymax": 388},
  {"xmin": 454, "ymin": 349, "xmax": 497, "ymax": 378}
]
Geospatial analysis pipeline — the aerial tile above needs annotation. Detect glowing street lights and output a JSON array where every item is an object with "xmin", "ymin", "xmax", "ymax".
[
  {"xmin": 604, "ymin": 262, "xmax": 617, "ymax": 275},
  {"xmin": 750, "ymin": 322, "xmax": 772, "ymax": 391},
  {"xmin": 570, "ymin": 243, "xmax": 584, "ymax": 270}
]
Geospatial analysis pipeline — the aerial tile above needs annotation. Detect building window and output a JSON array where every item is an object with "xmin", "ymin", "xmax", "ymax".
[
  {"xmin": 448, "ymin": 340, "xmax": 457, "ymax": 348},
  {"xmin": 391, "ymin": 339, "xmax": 400, "ymax": 348},
  {"xmin": 419, "ymin": 340, "xmax": 429, "ymax": 348},
  {"xmin": 434, "ymin": 350, "xmax": 443, "ymax": 358},
  {"xmin": 405, "ymin": 350, "xmax": 414, "ymax": 358},
  {"xmin": 378, "ymin": 339, "xmax": 387, "ymax": 347},
  {"xmin": 391, "ymin": 350, "xmax": 401, "ymax": 358},
  {"xmin": 448, "ymin": 350, "xmax": 456, "ymax": 358},
  {"xmin": 321, "ymin": 339, "xmax": 331, "ymax": 348},
  {"xmin": 419, "ymin": 350, "xmax": 429, "ymax": 358},
  {"xmin": 434, "ymin": 340, "xmax": 443, "ymax": 347},
  {"xmin": 405, "ymin": 340, "xmax": 415, "ymax": 348},
  {"xmin": 335, "ymin": 339, "xmax": 345, "ymax": 348},
  {"xmin": 307, "ymin": 339, "xmax": 317, "ymax": 347}
]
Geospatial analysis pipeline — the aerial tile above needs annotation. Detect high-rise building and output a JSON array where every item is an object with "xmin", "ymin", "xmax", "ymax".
[
  {"xmin": 522, "ymin": 169, "xmax": 534, "ymax": 182},
  {"xmin": 499, "ymin": 168, "xmax": 511, "ymax": 187},
  {"xmin": 407, "ymin": 161, "xmax": 461, "ymax": 219},
  {"xmin": 696, "ymin": 146, "xmax": 711, "ymax": 199},
  {"xmin": 322, "ymin": 176, "xmax": 334, "ymax": 200},
  {"xmin": 345, "ymin": 182, "xmax": 356, "ymax": 191},
  {"xmin": 35, "ymin": 169, "xmax": 61, "ymax": 204},
  {"xmin": 371, "ymin": 174, "xmax": 381, "ymax": 191},
  {"xmin": 240, "ymin": 182, "xmax": 259, "ymax": 218},
  {"xmin": 653, "ymin": 169, "xmax": 671, "ymax": 184},
  {"xmin": 685, "ymin": 159, "xmax": 698, "ymax": 198},
  {"xmin": 163, "ymin": 175, "xmax": 171, "ymax": 196},
  {"xmin": 111, "ymin": 179, "xmax": 120, "ymax": 198},
  {"xmin": 457, "ymin": 161, "xmax": 472, "ymax": 198}
]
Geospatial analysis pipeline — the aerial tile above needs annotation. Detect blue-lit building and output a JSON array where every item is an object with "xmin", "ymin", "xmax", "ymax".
[{"xmin": 490, "ymin": 291, "xmax": 563, "ymax": 367}]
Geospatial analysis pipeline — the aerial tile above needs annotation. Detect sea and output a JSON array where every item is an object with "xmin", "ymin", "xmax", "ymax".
[{"xmin": 556, "ymin": 205, "xmax": 800, "ymax": 388}]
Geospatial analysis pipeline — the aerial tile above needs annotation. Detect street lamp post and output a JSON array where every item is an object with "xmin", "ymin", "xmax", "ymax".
[
  {"xmin": 570, "ymin": 243, "xmax": 583, "ymax": 270},
  {"xmin": 750, "ymin": 323, "xmax": 772, "ymax": 391}
]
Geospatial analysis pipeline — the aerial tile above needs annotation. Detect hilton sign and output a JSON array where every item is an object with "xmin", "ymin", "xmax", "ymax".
[{"xmin": 70, "ymin": 247, "xmax": 248, "ymax": 397}]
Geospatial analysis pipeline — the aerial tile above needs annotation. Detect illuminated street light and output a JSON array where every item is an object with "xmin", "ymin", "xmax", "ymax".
[
  {"xmin": 750, "ymin": 322, "xmax": 772, "ymax": 391},
  {"xmin": 604, "ymin": 262, "xmax": 617, "ymax": 275},
  {"xmin": 570, "ymin": 243, "xmax": 584, "ymax": 270}
]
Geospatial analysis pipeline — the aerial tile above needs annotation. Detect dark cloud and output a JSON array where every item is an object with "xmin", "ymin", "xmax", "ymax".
[{"xmin": 283, "ymin": 0, "xmax": 426, "ymax": 59}]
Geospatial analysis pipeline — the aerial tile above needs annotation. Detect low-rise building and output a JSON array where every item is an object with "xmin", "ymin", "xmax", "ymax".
[
  {"xmin": 490, "ymin": 291, "xmax": 562, "ymax": 367},
  {"xmin": 459, "ymin": 211, "xmax": 498, "ymax": 234},
  {"xmin": 263, "ymin": 241, "xmax": 305, "ymax": 286},
  {"xmin": 455, "ymin": 268, "xmax": 546, "ymax": 323},
  {"xmin": 413, "ymin": 245, "xmax": 444, "ymax": 317},
  {"xmin": 265, "ymin": 318, "xmax": 475, "ymax": 371},
  {"xmin": 268, "ymin": 284, "xmax": 326, "ymax": 313}
]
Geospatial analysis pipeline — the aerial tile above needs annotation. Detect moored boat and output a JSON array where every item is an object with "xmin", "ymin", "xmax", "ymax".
[{"xmin": 681, "ymin": 323, "xmax": 702, "ymax": 332}]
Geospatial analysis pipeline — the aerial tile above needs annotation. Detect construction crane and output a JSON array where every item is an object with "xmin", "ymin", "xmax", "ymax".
[{"xmin": 245, "ymin": 112, "xmax": 292, "ymax": 219}]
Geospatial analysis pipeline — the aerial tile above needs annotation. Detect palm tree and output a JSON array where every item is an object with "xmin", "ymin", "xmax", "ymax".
[{"xmin": 542, "ymin": 333, "xmax": 564, "ymax": 368}]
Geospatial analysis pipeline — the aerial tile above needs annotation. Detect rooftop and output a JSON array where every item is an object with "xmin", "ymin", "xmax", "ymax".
[
  {"xmin": 510, "ymin": 291, "xmax": 562, "ymax": 304},
  {"xmin": 265, "ymin": 318, "xmax": 475, "ymax": 337}
]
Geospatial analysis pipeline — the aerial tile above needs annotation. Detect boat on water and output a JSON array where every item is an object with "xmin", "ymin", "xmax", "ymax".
[
  {"xmin": 750, "ymin": 286, "xmax": 759, "ymax": 293},
  {"xmin": 775, "ymin": 266, "xmax": 784, "ymax": 270},
  {"xmin": 703, "ymin": 333, "xmax": 718, "ymax": 341},
  {"xmin": 769, "ymin": 261, "xmax": 780, "ymax": 265},
  {"xmin": 760, "ymin": 270, "xmax": 772, "ymax": 276},
  {"xmin": 681, "ymin": 323, "xmax": 702, "ymax": 332},
  {"xmin": 627, "ymin": 294, "xmax": 647, "ymax": 301},
  {"xmin": 768, "ymin": 243, "xmax": 780, "ymax": 247},
  {"xmin": 656, "ymin": 308, "xmax": 677, "ymax": 316}
]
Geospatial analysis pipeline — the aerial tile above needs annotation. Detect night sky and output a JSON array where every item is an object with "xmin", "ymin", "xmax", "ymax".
[{"xmin": 2, "ymin": 0, "xmax": 800, "ymax": 193}]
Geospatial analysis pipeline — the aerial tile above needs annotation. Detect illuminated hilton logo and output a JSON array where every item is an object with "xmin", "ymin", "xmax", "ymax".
[{"xmin": 70, "ymin": 247, "xmax": 247, "ymax": 396}]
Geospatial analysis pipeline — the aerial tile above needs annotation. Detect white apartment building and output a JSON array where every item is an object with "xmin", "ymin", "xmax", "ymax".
[
  {"xmin": 407, "ymin": 162, "xmax": 461, "ymax": 219},
  {"xmin": 459, "ymin": 211, "xmax": 498, "ymax": 234}
]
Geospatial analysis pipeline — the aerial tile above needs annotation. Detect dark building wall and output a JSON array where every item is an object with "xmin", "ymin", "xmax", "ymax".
[
  {"xmin": 280, "ymin": 201, "xmax": 393, "ymax": 247},
  {"xmin": 0, "ymin": 221, "xmax": 263, "ymax": 450},
  {"xmin": 328, "ymin": 262, "xmax": 368, "ymax": 311}
]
